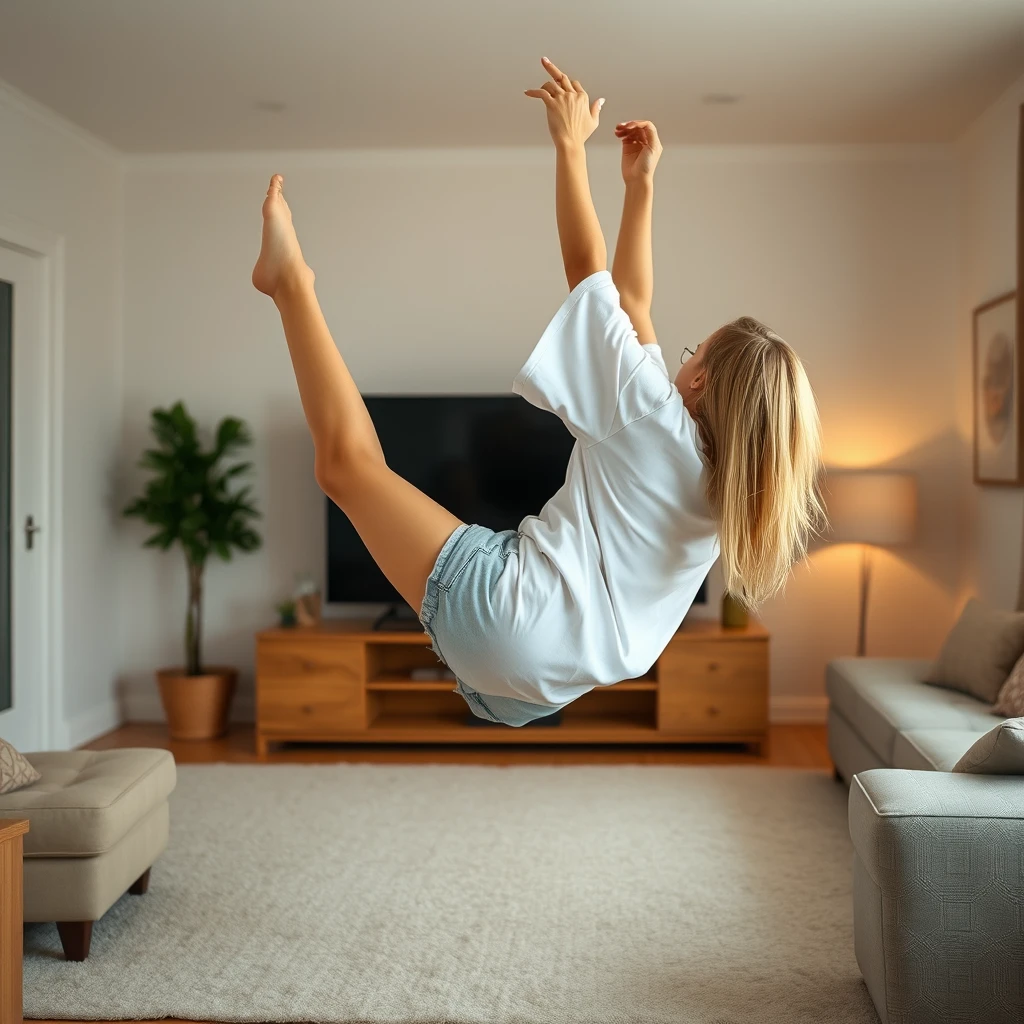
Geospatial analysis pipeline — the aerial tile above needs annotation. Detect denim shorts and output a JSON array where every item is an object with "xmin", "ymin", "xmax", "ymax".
[{"xmin": 419, "ymin": 523, "xmax": 562, "ymax": 728}]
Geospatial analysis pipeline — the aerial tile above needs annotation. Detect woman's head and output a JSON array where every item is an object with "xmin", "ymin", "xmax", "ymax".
[{"xmin": 681, "ymin": 316, "xmax": 826, "ymax": 610}]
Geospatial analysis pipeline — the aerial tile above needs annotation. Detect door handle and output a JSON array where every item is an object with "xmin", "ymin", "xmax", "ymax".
[{"xmin": 25, "ymin": 515, "xmax": 40, "ymax": 551}]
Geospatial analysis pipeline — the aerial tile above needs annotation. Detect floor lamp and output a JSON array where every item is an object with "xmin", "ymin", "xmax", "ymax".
[{"xmin": 824, "ymin": 471, "xmax": 918, "ymax": 657}]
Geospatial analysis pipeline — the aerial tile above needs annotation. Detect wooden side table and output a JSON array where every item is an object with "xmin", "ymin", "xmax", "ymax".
[{"xmin": 0, "ymin": 818, "xmax": 29, "ymax": 1024}]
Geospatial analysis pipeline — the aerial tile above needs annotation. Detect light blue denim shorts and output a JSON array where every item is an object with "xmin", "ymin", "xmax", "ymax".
[{"xmin": 419, "ymin": 523, "xmax": 561, "ymax": 728}]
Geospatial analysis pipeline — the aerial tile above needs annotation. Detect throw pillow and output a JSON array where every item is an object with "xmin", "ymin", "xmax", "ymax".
[
  {"xmin": 994, "ymin": 652, "xmax": 1024, "ymax": 717},
  {"xmin": 924, "ymin": 598, "xmax": 1024, "ymax": 704},
  {"xmin": 0, "ymin": 736, "xmax": 40, "ymax": 794},
  {"xmin": 953, "ymin": 718, "xmax": 1024, "ymax": 774}
]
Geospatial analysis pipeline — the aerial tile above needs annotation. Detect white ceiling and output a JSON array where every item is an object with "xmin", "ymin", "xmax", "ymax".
[{"xmin": 1, "ymin": 0, "xmax": 1023, "ymax": 152}]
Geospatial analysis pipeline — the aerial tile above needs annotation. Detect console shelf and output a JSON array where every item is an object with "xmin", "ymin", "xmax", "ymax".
[{"xmin": 254, "ymin": 618, "xmax": 768, "ymax": 754}]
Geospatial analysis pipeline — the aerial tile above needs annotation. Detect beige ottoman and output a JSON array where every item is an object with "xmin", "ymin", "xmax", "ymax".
[{"xmin": 0, "ymin": 748, "xmax": 176, "ymax": 960}]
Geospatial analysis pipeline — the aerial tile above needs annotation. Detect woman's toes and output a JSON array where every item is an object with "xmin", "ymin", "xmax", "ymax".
[{"xmin": 265, "ymin": 174, "xmax": 287, "ymax": 207}]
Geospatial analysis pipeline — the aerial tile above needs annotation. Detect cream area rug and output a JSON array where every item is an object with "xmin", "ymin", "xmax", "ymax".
[{"xmin": 24, "ymin": 764, "xmax": 878, "ymax": 1023}]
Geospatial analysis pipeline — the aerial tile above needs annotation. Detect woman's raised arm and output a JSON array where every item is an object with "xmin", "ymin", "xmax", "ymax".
[
  {"xmin": 526, "ymin": 57, "xmax": 607, "ymax": 292},
  {"xmin": 612, "ymin": 120, "xmax": 663, "ymax": 344}
]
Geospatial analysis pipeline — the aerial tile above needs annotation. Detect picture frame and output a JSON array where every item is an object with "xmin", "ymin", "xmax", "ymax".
[{"xmin": 973, "ymin": 290, "xmax": 1021, "ymax": 485}]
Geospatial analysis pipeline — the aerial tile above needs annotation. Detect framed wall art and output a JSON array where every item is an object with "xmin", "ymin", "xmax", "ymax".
[{"xmin": 974, "ymin": 290, "xmax": 1021, "ymax": 485}]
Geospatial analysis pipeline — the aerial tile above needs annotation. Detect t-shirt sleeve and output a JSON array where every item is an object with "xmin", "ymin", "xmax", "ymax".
[
  {"xmin": 641, "ymin": 343, "xmax": 670, "ymax": 379},
  {"xmin": 513, "ymin": 271, "xmax": 672, "ymax": 446}
]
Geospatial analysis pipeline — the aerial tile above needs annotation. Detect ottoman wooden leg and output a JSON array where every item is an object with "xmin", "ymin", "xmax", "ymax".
[
  {"xmin": 57, "ymin": 920, "xmax": 93, "ymax": 961},
  {"xmin": 129, "ymin": 867, "xmax": 151, "ymax": 895}
]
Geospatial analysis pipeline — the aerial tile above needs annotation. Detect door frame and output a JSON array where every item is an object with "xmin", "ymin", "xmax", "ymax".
[{"xmin": 0, "ymin": 212, "xmax": 64, "ymax": 749}]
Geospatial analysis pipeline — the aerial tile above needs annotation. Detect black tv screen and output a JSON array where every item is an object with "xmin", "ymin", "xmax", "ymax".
[{"xmin": 326, "ymin": 395, "xmax": 707, "ymax": 607}]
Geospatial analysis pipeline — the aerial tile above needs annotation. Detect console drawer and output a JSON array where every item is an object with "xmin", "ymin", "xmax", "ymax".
[{"xmin": 257, "ymin": 639, "xmax": 365, "ymax": 733}]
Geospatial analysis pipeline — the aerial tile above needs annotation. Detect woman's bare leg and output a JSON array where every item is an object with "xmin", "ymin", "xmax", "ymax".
[{"xmin": 253, "ymin": 175, "xmax": 462, "ymax": 614}]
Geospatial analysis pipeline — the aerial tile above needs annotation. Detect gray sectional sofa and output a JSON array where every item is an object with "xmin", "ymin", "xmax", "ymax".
[{"xmin": 827, "ymin": 657, "xmax": 1024, "ymax": 1024}]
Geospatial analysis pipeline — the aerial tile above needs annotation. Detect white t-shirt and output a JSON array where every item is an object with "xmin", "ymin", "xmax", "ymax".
[{"xmin": 459, "ymin": 270, "xmax": 720, "ymax": 707}]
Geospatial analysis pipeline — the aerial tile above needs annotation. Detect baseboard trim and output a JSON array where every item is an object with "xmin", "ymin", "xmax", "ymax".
[
  {"xmin": 120, "ymin": 680, "xmax": 255, "ymax": 724},
  {"xmin": 61, "ymin": 701, "xmax": 123, "ymax": 749},
  {"xmin": 769, "ymin": 696, "xmax": 829, "ymax": 724}
]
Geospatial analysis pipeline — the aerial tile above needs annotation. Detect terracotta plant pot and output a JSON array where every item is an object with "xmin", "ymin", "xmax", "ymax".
[{"xmin": 156, "ymin": 667, "xmax": 237, "ymax": 740}]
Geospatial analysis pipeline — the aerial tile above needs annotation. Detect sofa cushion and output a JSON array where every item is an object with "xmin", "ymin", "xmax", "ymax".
[
  {"xmin": 827, "ymin": 657, "xmax": 998, "ymax": 764},
  {"xmin": 891, "ymin": 728, "xmax": 991, "ymax": 772},
  {"xmin": 953, "ymin": 718, "xmax": 1024, "ymax": 774},
  {"xmin": 924, "ymin": 597, "xmax": 1024, "ymax": 704},
  {"xmin": 0, "ymin": 748, "xmax": 176, "ymax": 857},
  {"xmin": 0, "ymin": 736, "xmax": 40, "ymax": 794}
]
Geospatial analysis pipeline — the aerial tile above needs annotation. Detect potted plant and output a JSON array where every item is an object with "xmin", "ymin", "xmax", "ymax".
[
  {"xmin": 124, "ymin": 402, "xmax": 261, "ymax": 740},
  {"xmin": 276, "ymin": 599, "xmax": 297, "ymax": 628}
]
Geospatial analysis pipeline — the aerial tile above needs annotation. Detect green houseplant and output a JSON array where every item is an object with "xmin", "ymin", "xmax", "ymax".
[{"xmin": 124, "ymin": 402, "xmax": 261, "ymax": 739}]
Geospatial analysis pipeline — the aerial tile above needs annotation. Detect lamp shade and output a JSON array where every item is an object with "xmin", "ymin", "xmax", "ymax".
[{"xmin": 824, "ymin": 471, "xmax": 917, "ymax": 546}]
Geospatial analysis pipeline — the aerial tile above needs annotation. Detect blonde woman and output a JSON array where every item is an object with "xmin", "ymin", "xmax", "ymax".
[{"xmin": 253, "ymin": 57, "xmax": 825, "ymax": 727}]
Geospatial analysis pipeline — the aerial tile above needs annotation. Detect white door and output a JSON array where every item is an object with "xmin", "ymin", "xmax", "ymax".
[{"xmin": 0, "ymin": 245, "xmax": 48, "ymax": 751}]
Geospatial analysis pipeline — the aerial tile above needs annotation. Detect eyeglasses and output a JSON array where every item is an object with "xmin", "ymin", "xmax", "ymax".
[{"xmin": 680, "ymin": 346, "xmax": 696, "ymax": 365}]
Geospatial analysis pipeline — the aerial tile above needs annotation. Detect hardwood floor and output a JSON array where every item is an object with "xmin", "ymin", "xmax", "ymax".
[
  {"xmin": 29, "ymin": 721, "xmax": 831, "ymax": 1024},
  {"xmin": 81, "ymin": 721, "xmax": 831, "ymax": 768}
]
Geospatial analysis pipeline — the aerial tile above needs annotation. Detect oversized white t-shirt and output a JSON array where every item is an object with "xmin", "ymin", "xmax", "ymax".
[{"xmin": 458, "ymin": 270, "xmax": 720, "ymax": 707}]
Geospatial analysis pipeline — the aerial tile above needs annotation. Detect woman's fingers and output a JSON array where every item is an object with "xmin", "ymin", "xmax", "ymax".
[
  {"xmin": 615, "ymin": 121, "xmax": 661, "ymax": 148},
  {"xmin": 541, "ymin": 57, "xmax": 564, "ymax": 86},
  {"xmin": 524, "ymin": 89, "xmax": 554, "ymax": 104},
  {"xmin": 541, "ymin": 57, "xmax": 574, "ymax": 93}
]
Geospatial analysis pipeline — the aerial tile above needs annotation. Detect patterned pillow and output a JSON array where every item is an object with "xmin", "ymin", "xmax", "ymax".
[
  {"xmin": 953, "ymin": 719, "xmax": 1024, "ymax": 774},
  {"xmin": 0, "ymin": 737, "xmax": 40, "ymax": 794},
  {"xmin": 994, "ymin": 653, "xmax": 1024, "ymax": 717}
]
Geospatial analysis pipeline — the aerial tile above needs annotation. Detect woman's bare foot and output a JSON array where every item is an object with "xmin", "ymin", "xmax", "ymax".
[{"xmin": 252, "ymin": 174, "xmax": 312, "ymax": 299}]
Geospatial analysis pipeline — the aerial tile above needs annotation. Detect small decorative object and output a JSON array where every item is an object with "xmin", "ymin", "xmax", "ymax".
[
  {"xmin": 411, "ymin": 667, "xmax": 444, "ymax": 681},
  {"xmin": 293, "ymin": 573, "xmax": 322, "ymax": 627},
  {"xmin": 276, "ymin": 599, "xmax": 297, "ymax": 628},
  {"xmin": 124, "ymin": 402, "xmax": 261, "ymax": 740},
  {"xmin": 973, "ymin": 291, "xmax": 1021, "ymax": 485},
  {"xmin": 721, "ymin": 592, "xmax": 748, "ymax": 629}
]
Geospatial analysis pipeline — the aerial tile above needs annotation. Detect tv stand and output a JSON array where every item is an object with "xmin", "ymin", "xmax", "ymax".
[
  {"xmin": 254, "ymin": 619, "xmax": 769, "ymax": 754},
  {"xmin": 372, "ymin": 605, "xmax": 423, "ymax": 632}
]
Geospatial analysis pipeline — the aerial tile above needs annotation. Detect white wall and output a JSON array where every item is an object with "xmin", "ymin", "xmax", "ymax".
[
  {"xmin": 0, "ymin": 84, "xmax": 124, "ymax": 747},
  {"xmin": 119, "ymin": 144, "xmax": 961, "ymax": 722},
  {"xmin": 955, "ymin": 72, "xmax": 1024, "ymax": 609}
]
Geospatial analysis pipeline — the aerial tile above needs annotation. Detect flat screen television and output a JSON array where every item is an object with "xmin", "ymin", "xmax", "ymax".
[{"xmin": 326, "ymin": 395, "xmax": 707, "ymax": 610}]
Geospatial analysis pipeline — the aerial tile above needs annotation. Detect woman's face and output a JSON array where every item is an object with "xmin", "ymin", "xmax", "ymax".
[{"xmin": 675, "ymin": 338, "xmax": 710, "ymax": 415}]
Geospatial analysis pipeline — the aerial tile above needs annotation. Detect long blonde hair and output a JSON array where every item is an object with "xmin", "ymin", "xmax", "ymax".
[{"xmin": 691, "ymin": 316, "xmax": 826, "ymax": 610}]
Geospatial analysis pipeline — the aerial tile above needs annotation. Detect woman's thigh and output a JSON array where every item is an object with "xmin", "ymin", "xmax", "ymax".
[{"xmin": 331, "ymin": 464, "xmax": 463, "ymax": 616}]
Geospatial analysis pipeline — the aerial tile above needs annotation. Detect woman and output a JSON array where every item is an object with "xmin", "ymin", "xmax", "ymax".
[{"xmin": 252, "ymin": 57, "xmax": 825, "ymax": 726}]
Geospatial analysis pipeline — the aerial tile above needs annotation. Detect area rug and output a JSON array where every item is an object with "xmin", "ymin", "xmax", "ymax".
[{"xmin": 24, "ymin": 764, "xmax": 877, "ymax": 1023}]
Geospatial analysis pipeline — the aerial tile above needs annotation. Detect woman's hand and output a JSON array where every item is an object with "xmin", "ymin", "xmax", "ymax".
[
  {"xmin": 615, "ymin": 120, "xmax": 663, "ymax": 183},
  {"xmin": 525, "ymin": 57, "xmax": 604, "ymax": 151}
]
